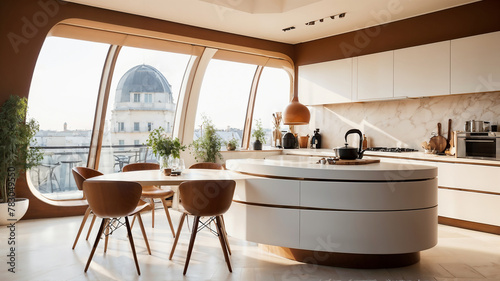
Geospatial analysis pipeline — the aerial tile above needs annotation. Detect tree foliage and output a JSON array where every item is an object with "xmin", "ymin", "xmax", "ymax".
[
  {"xmin": 146, "ymin": 127, "xmax": 186, "ymax": 159},
  {"xmin": 190, "ymin": 116, "xmax": 223, "ymax": 163},
  {"xmin": 0, "ymin": 95, "xmax": 43, "ymax": 203}
]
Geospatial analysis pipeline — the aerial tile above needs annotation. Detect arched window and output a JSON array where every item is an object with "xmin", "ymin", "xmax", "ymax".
[{"xmin": 28, "ymin": 37, "xmax": 109, "ymax": 200}]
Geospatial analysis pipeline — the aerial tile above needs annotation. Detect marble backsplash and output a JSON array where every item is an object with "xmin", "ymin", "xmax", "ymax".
[{"xmin": 296, "ymin": 92, "xmax": 500, "ymax": 150}]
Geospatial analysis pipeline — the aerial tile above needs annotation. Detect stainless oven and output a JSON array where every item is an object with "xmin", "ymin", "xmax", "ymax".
[{"xmin": 457, "ymin": 132, "xmax": 500, "ymax": 160}]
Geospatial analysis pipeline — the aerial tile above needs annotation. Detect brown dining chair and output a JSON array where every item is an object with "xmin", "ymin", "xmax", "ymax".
[
  {"xmin": 187, "ymin": 162, "xmax": 231, "ymax": 254},
  {"xmin": 189, "ymin": 162, "xmax": 224, "ymax": 170},
  {"xmin": 169, "ymin": 180, "xmax": 236, "ymax": 275},
  {"xmin": 71, "ymin": 167, "xmax": 103, "ymax": 249},
  {"xmin": 122, "ymin": 162, "xmax": 176, "ymax": 237},
  {"xmin": 83, "ymin": 180, "xmax": 151, "ymax": 275}
]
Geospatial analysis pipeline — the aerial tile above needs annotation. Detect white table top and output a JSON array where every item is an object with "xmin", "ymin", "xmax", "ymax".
[
  {"xmin": 87, "ymin": 169, "xmax": 253, "ymax": 186},
  {"xmin": 226, "ymin": 156, "xmax": 437, "ymax": 181}
]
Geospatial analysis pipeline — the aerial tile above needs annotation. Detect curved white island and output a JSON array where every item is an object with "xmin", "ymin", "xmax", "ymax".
[{"xmin": 224, "ymin": 156, "xmax": 438, "ymax": 268}]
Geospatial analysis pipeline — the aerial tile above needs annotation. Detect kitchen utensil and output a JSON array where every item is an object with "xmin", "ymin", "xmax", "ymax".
[
  {"xmin": 334, "ymin": 159, "xmax": 380, "ymax": 165},
  {"xmin": 282, "ymin": 131, "xmax": 296, "ymax": 149},
  {"xmin": 337, "ymin": 129, "xmax": 365, "ymax": 160},
  {"xmin": 446, "ymin": 119, "xmax": 452, "ymax": 149},
  {"xmin": 429, "ymin": 123, "xmax": 447, "ymax": 153},
  {"xmin": 421, "ymin": 141, "xmax": 428, "ymax": 150},
  {"xmin": 299, "ymin": 135, "xmax": 309, "ymax": 148},
  {"xmin": 465, "ymin": 120, "xmax": 488, "ymax": 132}
]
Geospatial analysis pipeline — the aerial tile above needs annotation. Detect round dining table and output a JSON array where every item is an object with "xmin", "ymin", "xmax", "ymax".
[
  {"xmin": 86, "ymin": 169, "xmax": 253, "ymax": 210},
  {"xmin": 86, "ymin": 168, "xmax": 252, "ymax": 185}
]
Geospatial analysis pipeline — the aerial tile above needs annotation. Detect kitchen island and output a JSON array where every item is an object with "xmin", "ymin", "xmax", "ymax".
[{"xmin": 224, "ymin": 156, "xmax": 438, "ymax": 268}]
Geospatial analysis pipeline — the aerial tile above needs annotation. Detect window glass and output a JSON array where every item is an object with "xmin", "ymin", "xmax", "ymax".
[
  {"xmin": 27, "ymin": 36, "xmax": 109, "ymax": 200},
  {"xmin": 99, "ymin": 46, "xmax": 191, "ymax": 173},
  {"xmin": 251, "ymin": 67, "xmax": 291, "ymax": 148},
  {"xmin": 195, "ymin": 59, "xmax": 257, "ymax": 148},
  {"xmin": 133, "ymin": 93, "xmax": 141, "ymax": 102}
]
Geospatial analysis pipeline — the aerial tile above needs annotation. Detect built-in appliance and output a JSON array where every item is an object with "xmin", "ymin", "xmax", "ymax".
[
  {"xmin": 366, "ymin": 147, "xmax": 418, "ymax": 153},
  {"xmin": 457, "ymin": 132, "xmax": 500, "ymax": 161}
]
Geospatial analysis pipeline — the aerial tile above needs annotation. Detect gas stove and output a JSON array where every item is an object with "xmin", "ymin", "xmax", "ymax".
[{"xmin": 366, "ymin": 147, "xmax": 418, "ymax": 153}]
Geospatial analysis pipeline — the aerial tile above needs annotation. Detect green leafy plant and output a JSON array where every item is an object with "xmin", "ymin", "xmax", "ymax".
[
  {"xmin": 252, "ymin": 119, "xmax": 266, "ymax": 143},
  {"xmin": 190, "ymin": 116, "xmax": 223, "ymax": 163},
  {"xmin": 146, "ymin": 127, "xmax": 186, "ymax": 159},
  {"xmin": 0, "ymin": 95, "xmax": 43, "ymax": 203},
  {"xmin": 226, "ymin": 135, "xmax": 239, "ymax": 151}
]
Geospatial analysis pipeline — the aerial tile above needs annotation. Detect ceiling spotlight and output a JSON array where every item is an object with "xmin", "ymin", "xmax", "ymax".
[
  {"xmin": 330, "ymin": 15, "xmax": 335, "ymax": 19},
  {"xmin": 305, "ymin": 21, "xmax": 315, "ymax": 26},
  {"xmin": 339, "ymin": 13, "xmax": 346, "ymax": 18},
  {"xmin": 319, "ymin": 19, "xmax": 324, "ymax": 23}
]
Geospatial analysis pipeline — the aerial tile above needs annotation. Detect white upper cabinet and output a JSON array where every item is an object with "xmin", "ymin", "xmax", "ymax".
[
  {"xmin": 394, "ymin": 41, "xmax": 451, "ymax": 98},
  {"xmin": 451, "ymin": 31, "xmax": 500, "ymax": 94},
  {"xmin": 356, "ymin": 51, "xmax": 394, "ymax": 101},
  {"xmin": 298, "ymin": 58, "xmax": 352, "ymax": 105}
]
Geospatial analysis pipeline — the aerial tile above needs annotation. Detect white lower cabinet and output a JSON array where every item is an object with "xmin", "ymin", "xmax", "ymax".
[
  {"xmin": 379, "ymin": 157, "xmax": 500, "ymax": 227},
  {"xmin": 299, "ymin": 208, "xmax": 437, "ymax": 254},
  {"xmin": 438, "ymin": 188, "xmax": 500, "ymax": 226},
  {"xmin": 225, "ymin": 202, "xmax": 300, "ymax": 248}
]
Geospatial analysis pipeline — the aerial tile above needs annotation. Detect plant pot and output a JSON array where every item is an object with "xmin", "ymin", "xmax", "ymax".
[
  {"xmin": 253, "ymin": 140, "xmax": 262, "ymax": 150},
  {"xmin": 226, "ymin": 143, "xmax": 236, "ymax": 151},
  {"xmin": 0, "ymin": 198, "xmax": 29, "ymax": 226}
]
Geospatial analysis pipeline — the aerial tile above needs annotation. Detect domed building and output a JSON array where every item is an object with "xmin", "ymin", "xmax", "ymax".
[{"xmin": 110, "ymin": 64, "xmax": 176, "ymax": 147}]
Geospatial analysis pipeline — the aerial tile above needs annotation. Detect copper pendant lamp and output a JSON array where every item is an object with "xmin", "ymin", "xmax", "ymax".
[{"xmin": 283, "ymin": 92, "xmax": 310, "ymax": 125}]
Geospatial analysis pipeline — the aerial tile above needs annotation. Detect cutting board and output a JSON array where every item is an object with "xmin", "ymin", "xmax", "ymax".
[{"xmin": 334, "ymin": 159, "xmax": 380, "ymax": 165}]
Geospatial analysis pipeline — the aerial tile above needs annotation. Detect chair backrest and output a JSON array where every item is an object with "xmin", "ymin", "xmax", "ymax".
[
  {"xmin": 72, "ymin": 167, "xmax": 103, "ymax": 191},
  {"xmin": 123, "ymin": 162, "xmax": 160, "ymax": 172},
  {"xmin": 189, "ymin": 162, "xmax": 224, "ymax": 170},
  {"xmin": 83, "ymin": 180, "xmax": 142, "ymax": 218},
  {"xmin": 179, "ymin": 180, "xmax": 235, "ymax": 217}
]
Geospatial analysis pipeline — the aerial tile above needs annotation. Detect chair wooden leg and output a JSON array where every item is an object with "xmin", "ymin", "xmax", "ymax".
[
  {"xmin": 130, "ymin": 214, "xmax": 136, "ymax": 229},
  {"xmin": 125, "ymin": 216, "xmax": 141, "ymax": 275},
  {"xmin": 84, "ymin": 218, "xmax": 106, "ymax": 272},
  {"xmin": 104, "ymin": 219, "xmax": 110, "ymax": 253},
  {"xmin": 220, "ymin": 215, "xmax": 231, "ymax": 255},
  {"xmin": 135, "ymin": 213, "xmax": 151, "ymax": 255},
  {"xmin": 72, "ymin": 207, "xmax": 91, "ymax": 249},
  {"xmin": 183, "ymin": 216, "xmax": 200, "ymax": 275},
  {"xmin": 150, "ymin": 198, "xmax": 155, "ymax": 228},
  {"xmin": 215, "ymin": 216, "xmax": 232, "ymax": 272},
  {"xmin": 169, "ymin": 213, "xmax": 186, "ymax": 260},
  {"xmin": 86, "ymin": 214, "xmax": 97, "ymax": 240},
  {"xmin": 161, "ymin": 197, "xmax": 176, "ymax": 238}
]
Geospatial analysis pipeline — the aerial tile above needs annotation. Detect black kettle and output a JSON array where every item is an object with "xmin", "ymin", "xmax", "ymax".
[{"xmin": 337, "ymin": 129, "xmax": 365, "ymax": 160}]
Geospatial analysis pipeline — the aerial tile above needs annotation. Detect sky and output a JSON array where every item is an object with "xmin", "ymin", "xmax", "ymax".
[{"xmin": 28, "ymin": 36, "xmax": 290, "ymax": 132}]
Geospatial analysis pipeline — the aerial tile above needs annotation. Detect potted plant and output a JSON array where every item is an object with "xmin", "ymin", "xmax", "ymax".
[
  {"xmin": 190, "ymin": 116, "xmax": 223, "ymax": 163},
  {"xmin": 146, "ymin": 127, "xmax": 186, "ymax": 173},
  {"xmin": 0, "ymin": 95, "xmax": 43, "ymax": 225},
  {"xmin": 226, "ymin": 135, "xmax": 238, "ymax": 151},
  {"xmin": 252, "ymin": 119, "xmax": 266, "ymax": 150}
]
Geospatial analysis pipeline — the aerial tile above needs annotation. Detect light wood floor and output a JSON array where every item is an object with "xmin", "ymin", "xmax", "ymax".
[{"xmin": 1, "ymin": 209, "xmax": 500, "ymax": 281}]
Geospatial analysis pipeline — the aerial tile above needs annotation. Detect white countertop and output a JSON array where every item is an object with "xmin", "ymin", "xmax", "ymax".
[
  {"xmin": 226, "ymin": 156, "xmax": 437, "ymax": 181},
  {"xmin": 282, "ymin": 148, "xmax": 500, "ymax": 166}
]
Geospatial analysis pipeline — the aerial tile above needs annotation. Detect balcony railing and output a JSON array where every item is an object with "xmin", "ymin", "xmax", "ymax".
[{"xmin": 28, "ymin": 145, "xmax": 156, "ymax": 200}]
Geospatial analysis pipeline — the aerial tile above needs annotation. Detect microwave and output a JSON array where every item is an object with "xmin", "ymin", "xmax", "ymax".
[{"xmin": 457, "ymin": 132, "xmax": 500, "ymax": 161}]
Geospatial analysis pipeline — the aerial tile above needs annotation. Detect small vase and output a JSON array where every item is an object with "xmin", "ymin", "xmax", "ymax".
[
  {"xmin": 226, "ymin": 143, "xmax": 236, "ymax": 151},
  {"xmin": 253, "ymin": 140, "xmax": 262, "ymax": 150},
  {"xmin": 159, "ymin": 155, "xmax": 171, "ymax": 175}
]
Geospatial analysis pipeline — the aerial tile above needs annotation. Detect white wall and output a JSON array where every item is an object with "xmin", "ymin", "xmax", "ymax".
[{"xmin": 296, "ymin": 92, "xmax": 500, "ymax": 149}]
